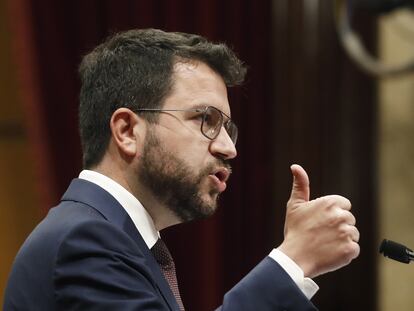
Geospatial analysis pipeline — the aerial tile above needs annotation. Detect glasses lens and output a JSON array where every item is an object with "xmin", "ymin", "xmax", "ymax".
[
  {"xmin": 202, "ymin": 107, "xmax": 222, "ymax": 139},
  {"xmin": 225, "ymin": 121, "xmax": 238, "ymax": 144}
]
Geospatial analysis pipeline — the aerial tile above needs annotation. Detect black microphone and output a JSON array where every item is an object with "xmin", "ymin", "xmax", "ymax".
[
  {"xmin": 350, "ymin": 0, "xmax": 414, "ymax": 13},
  {"xmin": 379, "ymin": 239, "xmax": 414, "ymax": 264}
]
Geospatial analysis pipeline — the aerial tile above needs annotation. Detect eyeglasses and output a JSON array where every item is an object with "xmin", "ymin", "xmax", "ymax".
[{"xmin": 135, "ymin": 106, "xmax": 238, "ymax": 144}]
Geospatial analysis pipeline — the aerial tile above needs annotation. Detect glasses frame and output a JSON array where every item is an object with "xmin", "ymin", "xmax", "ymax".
[{"xmin": 134, "ymin": 106, "xmax": 238, "ymax": 144}]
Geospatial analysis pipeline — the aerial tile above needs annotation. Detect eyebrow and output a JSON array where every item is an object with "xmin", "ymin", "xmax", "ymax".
[
  {"xmin": 190, "ymin": 103, "xmax": 232, "ymax": 118},
  {"xmin": 189, "ymin": 103, "xmax": 209, "ymax": 111}
]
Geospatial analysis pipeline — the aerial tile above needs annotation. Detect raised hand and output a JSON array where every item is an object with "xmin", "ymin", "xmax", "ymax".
[{"xmin": 278, "ymin": 164, "xmax": 360, "ymax": 278}]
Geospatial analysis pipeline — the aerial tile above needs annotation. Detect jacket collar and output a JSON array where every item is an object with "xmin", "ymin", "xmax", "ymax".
[{"xmin": 61, "ymin": 178, "xmax": 180, "ymax": 310}]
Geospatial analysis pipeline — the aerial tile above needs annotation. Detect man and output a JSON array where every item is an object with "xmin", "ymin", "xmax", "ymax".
[{"xmin": 4, "ymin": 29, "xmax": 359, "ymax": 310}]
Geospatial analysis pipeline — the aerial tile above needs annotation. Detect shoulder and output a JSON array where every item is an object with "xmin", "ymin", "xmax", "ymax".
[
  {"xmin": 52, "ymin": 215, "xmax": 163, "ymax": 309},
  {"xmin": 56, "ymin": 215, "xmax": 143, "ymax": 258}
]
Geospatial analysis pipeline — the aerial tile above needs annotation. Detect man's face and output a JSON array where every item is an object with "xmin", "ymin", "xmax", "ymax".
[{"xmin": 137, "ymin": 61, "xmax": 237, "ymax": 222}]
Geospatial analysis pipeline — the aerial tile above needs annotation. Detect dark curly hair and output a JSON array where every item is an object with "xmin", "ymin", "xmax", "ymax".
[{"xmin": 78, "ymin": 28, "xmax": 246, "ymax": 168}]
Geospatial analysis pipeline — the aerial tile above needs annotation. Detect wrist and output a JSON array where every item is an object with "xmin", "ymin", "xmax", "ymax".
[{"xmin": 277, "ymin": 243, "xmax": 316, "ymax": 278}]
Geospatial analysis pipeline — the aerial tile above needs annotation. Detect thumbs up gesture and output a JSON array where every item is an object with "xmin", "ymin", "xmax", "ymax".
[{"xmin": 278, "ymin": 164, "xmax": 360, "ymax": 278}]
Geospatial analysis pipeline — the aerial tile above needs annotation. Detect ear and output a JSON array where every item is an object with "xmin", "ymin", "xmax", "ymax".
[{"xmin": 109, "ymin": 108, "xmax": 144, "ymax": 158}]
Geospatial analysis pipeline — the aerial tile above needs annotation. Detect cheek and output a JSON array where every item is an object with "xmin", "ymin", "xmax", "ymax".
[
  {"xmin": 155, "ymin": 119, "xmax": 213, "ymax": 163},
  {"xmin": 164, "ymin": 137, "xmax": 211, "ymax": 165}
]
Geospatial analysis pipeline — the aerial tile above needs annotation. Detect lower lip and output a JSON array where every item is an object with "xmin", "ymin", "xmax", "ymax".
[{"xmin": 208, "ymin": 175, "xmax": 227, "ymax": 192}]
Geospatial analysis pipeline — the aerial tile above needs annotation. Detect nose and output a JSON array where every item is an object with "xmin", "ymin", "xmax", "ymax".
[{"xmin": 209, "ymin": 127, "xmax": 237, "ymax": 160}]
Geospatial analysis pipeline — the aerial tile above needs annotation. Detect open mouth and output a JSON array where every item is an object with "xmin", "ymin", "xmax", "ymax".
[
  {"xmin": 213, "ymin": 167, "xmax": 230, "ymax": 183},
  {"xmin": 209, "ymin": 167, "xmax": 231, "ymax": 192}
]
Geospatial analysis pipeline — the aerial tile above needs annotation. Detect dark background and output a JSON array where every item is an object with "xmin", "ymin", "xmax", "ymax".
[{"xmin": 6, "ymin": 0, "xmax": 377, "ymax": 310}]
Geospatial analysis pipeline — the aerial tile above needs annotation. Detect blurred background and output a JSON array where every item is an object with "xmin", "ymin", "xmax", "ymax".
[{"xmin": 1, "ymin": 0, "xmax": 414, "ymax": 310}]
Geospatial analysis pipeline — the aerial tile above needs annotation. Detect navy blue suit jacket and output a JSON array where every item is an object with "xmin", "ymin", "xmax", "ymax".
[{"xmin": 4, "ymin": 178, "xmax": 317, "ymax": 310}]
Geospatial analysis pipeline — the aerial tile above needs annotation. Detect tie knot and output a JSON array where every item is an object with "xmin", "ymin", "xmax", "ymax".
[{"xmin": 151, "ymin": 238, "xmax": 173, "ymax": 268}]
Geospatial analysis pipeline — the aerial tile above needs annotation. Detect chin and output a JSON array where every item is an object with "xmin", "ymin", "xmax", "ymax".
[
  {"xmin": 200, "ymin": 194, "xmax": 219, "ymax": 214},
  {"xmin": 173, "ymin": 189, "xmax": 221, "ymax": 222}
]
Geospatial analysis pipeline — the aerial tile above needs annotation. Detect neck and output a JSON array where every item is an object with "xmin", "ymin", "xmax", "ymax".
[{"xmin": 92, "ymin": 162, "xmax": 181, "ymax": 231}]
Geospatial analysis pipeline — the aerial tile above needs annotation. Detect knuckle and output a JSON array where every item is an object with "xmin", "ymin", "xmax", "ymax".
[
  {"xmin": 350, "ymin": 213, "xmax": 356, "ymax": 225},
  {"xmin": 340, "ymin": 196, "xmax": 351, "ymax": 207},
  {"xmin": 343, "ymin": 210, "xmax": 356, "ymax": 225},
  {"xmin": 336, "ymin": 196, "xmax": 351, "ymax": 210},
  {"xmin": 342, "ymin": 242, "xmax": 360, "ymax": 259},
  {"xmin": 354, "ymin": 230, "xmax": 360, "ymax": 242},
  {"xmin": 319, "ymin": 195, "xmax": 334, "ymax": 206},
  {"xmin": 328, "ymin": 210, "xmax": 346, "ymax": 226},
  {"xmin": 319, "ymin": 195, "xmax": 351, "ymax": 210},
  {"xmin": 354, "ymin": 227, "xmax": 360, "ymax": 241},
  {"xmin": 331, "ymin": 209, "xmax": 356, "ymax": 226},
  {"xmin": 338, "ymin": 224, "xmax": 349, "ymax": 237}
]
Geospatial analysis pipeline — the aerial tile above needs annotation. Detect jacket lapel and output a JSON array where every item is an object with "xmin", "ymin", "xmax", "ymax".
[{"xmin": 61, "ymin": 178, "xmax": 180, "ymax": 310}]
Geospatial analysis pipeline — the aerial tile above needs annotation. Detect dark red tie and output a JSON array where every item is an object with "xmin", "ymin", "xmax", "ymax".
[{"xmin": 151, "ymin": 238, "xmax": 185, "ymax": 311}]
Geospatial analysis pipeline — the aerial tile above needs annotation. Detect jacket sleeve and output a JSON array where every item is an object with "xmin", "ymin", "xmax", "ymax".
[
  {"xmin": 216, "ymin": 257, "xmax": 317, "ymax": 311},
  {"xmin": 53, "ymin": 220, "xmax": 170, "ymax": 311}
]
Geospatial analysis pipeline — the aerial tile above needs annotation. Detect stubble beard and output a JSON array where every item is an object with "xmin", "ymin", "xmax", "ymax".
[{"xmin": 138, "ymin": 129, "xmax": 226, "ymax": 223}]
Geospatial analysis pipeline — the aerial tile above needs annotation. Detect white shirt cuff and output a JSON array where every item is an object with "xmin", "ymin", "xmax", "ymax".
[{"xmin": 268, "ymin": 248, "xmax": 319, "ymax": 300}]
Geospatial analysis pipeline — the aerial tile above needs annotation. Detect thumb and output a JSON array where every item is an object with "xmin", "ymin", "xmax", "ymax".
[{"xmin": 289, "ymin": 164, "xmax": 310, "ymax": 204}]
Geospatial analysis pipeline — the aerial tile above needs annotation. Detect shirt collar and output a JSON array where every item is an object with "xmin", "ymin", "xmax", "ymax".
[{"xmin": 79, "ymin": 169, "xmax": 159, "ymax": 249}]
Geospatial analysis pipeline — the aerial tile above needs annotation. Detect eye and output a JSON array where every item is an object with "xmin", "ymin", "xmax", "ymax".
[
  {"xmin": 191, "ymin": 112, "xmax": 204, "ymax": 122},
  {"xmin": 204, "ymin": 109, "xmax": 220, "ymax": 127},
  {"xmin": 188, "ymin": 108, "xmax": 206, "ymax": 122},
  {"xmin": 203, "ymin": 112, "xmax": 213, "ymax": 124}
]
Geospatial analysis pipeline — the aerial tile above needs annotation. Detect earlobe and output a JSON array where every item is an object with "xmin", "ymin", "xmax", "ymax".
[{"xmin": 110, "ymin": 108, "xmax": 143, "ymax": 158}]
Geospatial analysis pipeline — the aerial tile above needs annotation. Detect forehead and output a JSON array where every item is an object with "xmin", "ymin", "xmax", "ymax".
[{"xmin": 163, "ymin": 60, "xmax": 231, "ymax": 115}]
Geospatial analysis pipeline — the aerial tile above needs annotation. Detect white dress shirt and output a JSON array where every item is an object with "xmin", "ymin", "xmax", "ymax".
[
  {"xmin": 79, "ymin": 170, "xmax": 159, "ymax": 249},
  {"xmin": 79, "ymin": 169, "xmax": 318, "ymax": 300}
]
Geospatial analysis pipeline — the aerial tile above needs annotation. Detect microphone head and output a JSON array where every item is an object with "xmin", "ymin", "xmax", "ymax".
[{"xmin": 379, "ymin": 239, "xmax": 412, "ymax": 264}]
